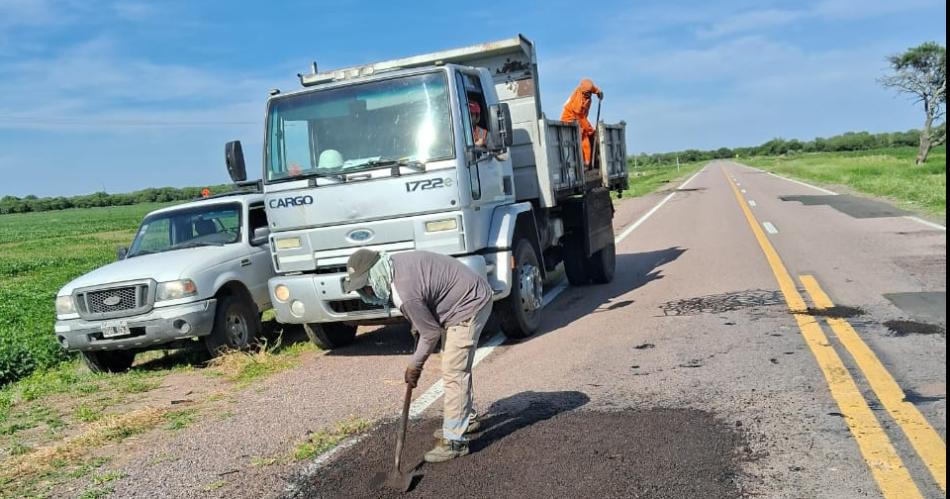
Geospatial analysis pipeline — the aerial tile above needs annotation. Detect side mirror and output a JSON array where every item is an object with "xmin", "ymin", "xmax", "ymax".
[
  {"xmin": 487, "ymin": 103, "xmax": 513, "ymax": 152},
  {"xmin": 251, "ymin": 226, "xmax": 271, "ymax": 246},
  {"xmin": 116, "ymin": 246, "xmax": 128, "ymax": 260},
  {"xmin": 225, "ymin": 140, "xmax": 247, "ymax": 183}
]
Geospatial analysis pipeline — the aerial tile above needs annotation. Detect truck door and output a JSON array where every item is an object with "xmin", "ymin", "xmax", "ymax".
[
  {"xmin": 456, "ymin": 71, "xmax": 506, "ymax": 206},
  {"xmin": 245, "ymin": 202, "xmax": 274, "ymax": 307}
]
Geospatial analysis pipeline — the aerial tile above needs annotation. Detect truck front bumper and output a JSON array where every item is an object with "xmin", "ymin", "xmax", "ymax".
[
  {"xmin": 270, "ymin": 254, "xmax": 495, "ymax": 325},
  {"xmin": 54, "ymin": 299, "xmax": 217, "ymax": 352}
]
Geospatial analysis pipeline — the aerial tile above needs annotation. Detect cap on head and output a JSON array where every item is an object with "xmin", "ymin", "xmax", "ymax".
[{"xmin": 342, "ymin": 248, "xmax": 380, "ymax": 293}]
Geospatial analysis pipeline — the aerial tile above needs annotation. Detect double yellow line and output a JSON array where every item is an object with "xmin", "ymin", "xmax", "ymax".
[{"xmin": 723, "ymin": 168, "xmax": 946, "ymax": 498}]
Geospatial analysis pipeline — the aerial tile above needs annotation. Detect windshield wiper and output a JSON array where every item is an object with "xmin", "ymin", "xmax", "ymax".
[{"xmin": 345, "ymin": 157, "xmax": 427, "ymax": 176}]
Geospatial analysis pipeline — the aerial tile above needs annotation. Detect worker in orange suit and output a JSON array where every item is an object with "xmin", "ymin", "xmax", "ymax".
[{"xmin": 560, "ymin": 78, "xmax": 603, "ymax": 167}]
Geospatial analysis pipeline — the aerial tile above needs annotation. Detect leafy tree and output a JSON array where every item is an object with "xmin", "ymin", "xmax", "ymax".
[{"xmin": 879, "ymin": 42, "xmax": 947, "ymax": 164}]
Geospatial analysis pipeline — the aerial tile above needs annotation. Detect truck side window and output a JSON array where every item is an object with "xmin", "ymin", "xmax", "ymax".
[{"xmin": 456, "ymin": 72, "xmax": 483, "ymax": 200}]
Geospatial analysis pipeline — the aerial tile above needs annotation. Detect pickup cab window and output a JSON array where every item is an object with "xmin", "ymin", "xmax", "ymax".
[{"xmin": 128, "ymin": 203, "xmax": 242, "ymax": 257}]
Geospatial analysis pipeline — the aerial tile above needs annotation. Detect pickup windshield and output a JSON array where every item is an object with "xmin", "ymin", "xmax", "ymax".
[
  {"xmin": 265, "ymin": 72, "xmax": 454, "ymax": 182},
  {"xmin": 128, "ymin": 203, "xmax": 241, "ymax": 258}
]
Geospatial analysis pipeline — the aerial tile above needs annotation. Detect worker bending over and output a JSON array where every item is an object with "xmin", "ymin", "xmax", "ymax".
[
  {"xmin": 343, "ymin": 249, "xmax": 493, "ymax": 463},
  {"xmin": 560, "ymin": 78, "xmax": 603, "ymax": 167}
]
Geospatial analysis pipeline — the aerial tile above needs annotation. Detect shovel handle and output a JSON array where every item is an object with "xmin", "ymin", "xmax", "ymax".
[{"xmin": 394, "ymin": 383, "xmax": 413, "ymax": 471}]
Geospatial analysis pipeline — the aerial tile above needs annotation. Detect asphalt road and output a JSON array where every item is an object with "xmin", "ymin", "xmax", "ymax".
[{"xmin": 107, "ymin": 161, "xmax": 946, "ymax": 499}]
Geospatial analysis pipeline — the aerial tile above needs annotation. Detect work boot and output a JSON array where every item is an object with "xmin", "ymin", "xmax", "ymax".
[
  {"xmin": 432, "ymin": 419, "xmax": 481, "ymax": 439},
  {"xmin": 424, "ymin": 438, "xmax": 469, "ymax": 463}
]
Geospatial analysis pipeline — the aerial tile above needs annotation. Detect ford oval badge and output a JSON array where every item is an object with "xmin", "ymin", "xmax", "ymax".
[
  {"xmin": 347, "ymin": 229, "xmax": 374, "ymax": 243},
  {"xmin": 103, "ymin": 295, "xmax": 121, "ymax": 306}
]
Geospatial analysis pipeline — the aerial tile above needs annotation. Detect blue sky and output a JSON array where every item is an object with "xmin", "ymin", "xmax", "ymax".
[{"xmin": 0, "ymin": 0, "xmax": 945, "ymax": 197}]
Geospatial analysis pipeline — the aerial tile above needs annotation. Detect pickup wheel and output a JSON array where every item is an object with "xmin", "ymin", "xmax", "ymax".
[
  {"xmin": 205, "ymin": 294, "xmax": 261, "ymax": 356},
  {"xmin": 81, "ymin": 350, "xmax": 135, "ymax": 374},
  {"xmin": 588, "ymin": 242, "xmax": 616, "ymax": 284},
  {"xmin": 304, "ymin": 323, "xmax": 357, "ymax": 350},
  {"xmin": 562, "ymin": 236, "xmax": 590, "ymax": 286},
  {"xmin": 498, "ymin": 238, "xmax": 543, "ymax": 338}
]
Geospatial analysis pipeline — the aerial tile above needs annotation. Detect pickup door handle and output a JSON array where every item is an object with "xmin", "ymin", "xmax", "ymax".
[{"xmin": 241, "ymin": 259, "xmax": 252, "ymax": 267}]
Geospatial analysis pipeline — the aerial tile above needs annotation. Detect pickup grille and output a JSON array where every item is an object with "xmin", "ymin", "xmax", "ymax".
[{"xmin": 76, "ymin": 281, "xmax": 154, "ymax": 320}]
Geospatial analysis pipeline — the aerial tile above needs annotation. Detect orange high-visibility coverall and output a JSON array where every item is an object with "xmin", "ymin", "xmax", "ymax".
[{"xmin": 560, "ymin": 79, "xmax": 601, "ymax": 166}]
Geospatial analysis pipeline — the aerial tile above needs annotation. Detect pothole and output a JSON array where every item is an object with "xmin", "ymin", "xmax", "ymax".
[
  {"xmin": 883, "ymin": 320, "xmax": 945, "ymax": 337},
  {"xmin": 288, "ymin": 397, "xmax": 746, "ymax": 498},
  {"xmin": 659, "ymin": 290, "xmax": 784, "ymax": 316}
]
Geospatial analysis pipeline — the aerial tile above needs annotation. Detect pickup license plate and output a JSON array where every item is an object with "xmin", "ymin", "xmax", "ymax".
[{"xmin": 101, "ymin": 322, "xmax": 131, "ymax": 338}]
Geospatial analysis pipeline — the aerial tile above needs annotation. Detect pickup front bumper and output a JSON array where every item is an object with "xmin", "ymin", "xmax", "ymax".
[{"xmin": 54, "ymin": 299, "xmax": 217, "ymax": 352}]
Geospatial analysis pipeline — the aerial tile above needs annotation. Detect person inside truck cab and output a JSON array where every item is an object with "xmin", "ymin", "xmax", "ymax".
[
  {"xmin": 560, "ymin": 78, "xmax": 603, "ymax": 167},
  {"xmin": 468, "ymin": 101, "xmax": 487, "ymax": 148}
]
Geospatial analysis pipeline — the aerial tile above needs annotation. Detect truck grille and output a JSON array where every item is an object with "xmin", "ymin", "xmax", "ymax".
[
  {"xmin": 76, "ymin": 281, "xmax": 154, "ymax": 320},
  {"xmin": 329, "ymin": 299, "xmax": 386, "ymax": 314}
]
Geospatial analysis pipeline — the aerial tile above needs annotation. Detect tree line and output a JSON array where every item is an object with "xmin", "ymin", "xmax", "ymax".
[
  {"xmin": 0, "ymin": 184, "xmax": 234, "ymax": 215},
  {"xmin": 629, "ymin": 128, "xmax": 934, "ymax": 168}
]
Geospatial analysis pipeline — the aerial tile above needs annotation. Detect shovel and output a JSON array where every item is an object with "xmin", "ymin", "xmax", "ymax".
[
  {"xmin": 374, "ymin": 383, "xmax": 420, "ymax": 492},
  {"xmin": 590, "ymin": 96, "xmax": 602, "ymax": 170}
]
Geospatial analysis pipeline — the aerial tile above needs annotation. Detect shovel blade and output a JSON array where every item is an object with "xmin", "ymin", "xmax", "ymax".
[{"xmin": 372, "ymin": 470, "xmax": 418, "ymax": 493}]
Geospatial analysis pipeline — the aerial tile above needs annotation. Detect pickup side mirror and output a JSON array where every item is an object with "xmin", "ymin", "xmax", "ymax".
[
  {"xmin": 225, "ymin": 140, "xmax": 247, "ymax": 183},
  {"xmin": 250, "ymin": 226, "xmax": 271, "ymax": 246},
  {"xmin": 487, "ymin": 103, "xmax": 513, "ymax": 152},
  {"xmin": 116, "ymin": 246, "xmax": 128, "ymax": 260}
]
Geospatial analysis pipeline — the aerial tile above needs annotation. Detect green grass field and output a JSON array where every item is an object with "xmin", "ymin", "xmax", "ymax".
[
  {"xmin": 621, "ymin": 161, "xmax": 706, "ymax": 198},
  {"xmin": 740, "ymin": 146, "xmax": 946, "ymax": 219},
  {"xmin": 0, "ymin": 203, "xmax": 173, "ymax": 386}
]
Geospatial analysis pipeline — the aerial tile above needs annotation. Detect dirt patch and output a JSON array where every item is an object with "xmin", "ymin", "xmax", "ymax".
[
  {"xmin": 796, "ymin": 306, "xmax": 866, "ymax": 319},
  {"xmin": 288, "ymin": 396, "xmax": 745, "ymax": 498},
  {"xmin": 884, "ymin": 320, "xmax": 946, "ymax": 337},
  {"xmin": 659, "ymin": 289, "xmax": 783, "ymax": 316}
]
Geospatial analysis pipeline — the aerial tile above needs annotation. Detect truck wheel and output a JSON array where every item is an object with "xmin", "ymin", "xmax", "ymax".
[
  {"xmin": 304, "ymin": 323, "xmax": 357, "ymax": 350},
  {"xmin": 205, "ymin": 294, "xmax": 261, "ymax": 356},
  {"xmin": 498, "ymin": 239, "xmax": 543, "ymax": 338},
  {"xmin": 562, "ymin": 236, "xmax": 590, "ymax": 286},
  {"xmin": 81, "ymin": 350, "xmax": 135, "ymax": 374},
  {"xmin": 588, "ymin": 242, "xmax": 616, "ymax": 284}
]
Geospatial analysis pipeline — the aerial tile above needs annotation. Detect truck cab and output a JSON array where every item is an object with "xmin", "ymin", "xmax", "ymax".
[{"xmin": 224, "ymin": 35, "xmax": 627, "ymax": 349}]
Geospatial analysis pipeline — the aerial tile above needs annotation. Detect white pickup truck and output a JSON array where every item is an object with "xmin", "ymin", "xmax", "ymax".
[{"xmin": 53, "ymin": 192, "xmax": 275, "ymax": 373}]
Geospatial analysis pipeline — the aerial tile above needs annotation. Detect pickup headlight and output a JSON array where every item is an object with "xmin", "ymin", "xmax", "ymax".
[
  {"xmin": 55, "ymin": 295, "xmax": 76, "ymax": 316},
  {"xmin": 156, "ymin": 279, "xmax": 198, "ymax": 301}
]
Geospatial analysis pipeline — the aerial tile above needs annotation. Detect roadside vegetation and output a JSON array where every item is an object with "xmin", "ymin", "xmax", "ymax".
[
  {"xmin": 621, "ymin": 161, "xmax": 706, "ymax": 198},
  {"xmin": 741, "ymin": 146, "xmax": 947, "ymax": 218}
]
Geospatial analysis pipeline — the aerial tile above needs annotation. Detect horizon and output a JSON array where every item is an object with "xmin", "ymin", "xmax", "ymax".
[{"xmin": 0, "ymin": 0, "xmax": 946, "ymax": 197}]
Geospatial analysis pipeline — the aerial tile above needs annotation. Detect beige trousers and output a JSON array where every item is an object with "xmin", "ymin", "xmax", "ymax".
[{"xmin": 441, "ymin": 302, "xmax": 493, "ymax": 441}]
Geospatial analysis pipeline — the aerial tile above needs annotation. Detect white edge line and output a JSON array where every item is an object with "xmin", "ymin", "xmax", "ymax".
[
  {"xmin": 763, "ymin": 222, "xmax": 779, "ymax": 234},
  {"xmin": 905, "ymin": 216, "xmax": 946, "ymax": 231},
  {"xmin": 615, "ymin": 166, "xmax": 706, "ymax": 245},
  {"xmin": 289, "ymin": 166, "xmax": 706, "ymax": 482},
  {"xmin": 765, "ymin": 171, "xmax": 838, "ymax": 195}
]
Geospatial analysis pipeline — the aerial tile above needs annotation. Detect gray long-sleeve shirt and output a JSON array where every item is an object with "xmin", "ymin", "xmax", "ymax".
[{"xmin": 391, "ymin": 251, "xmax": 493, "ymax": 368}]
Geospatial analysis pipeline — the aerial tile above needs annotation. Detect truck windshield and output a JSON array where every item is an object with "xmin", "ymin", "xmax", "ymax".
[
  {"xmin": 127, "ymin": 203, "xmax": 241, "ymax": 257},
  {"xmin": 265, "ymin": 72, "xmax": 454, "ymax": 182}
]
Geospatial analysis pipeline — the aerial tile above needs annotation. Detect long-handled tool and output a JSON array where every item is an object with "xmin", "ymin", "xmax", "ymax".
[
  {"xmin": 590, "ymin": 96, "xmax": 602, "ymax": 170},
  {"xmin": 376, "ymin": 383, "xmax": 419, "ymax": 492}
]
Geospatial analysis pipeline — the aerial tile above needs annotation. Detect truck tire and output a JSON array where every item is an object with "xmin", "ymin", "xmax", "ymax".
[
  {"xmin": 588, "ymin": 242, "xmax": 616, "ymax": 284},
  {"xmin": 498, "ymin": 239, "xmax": 543, "ymax": 338},
  {"xmin": 81, "ymin": 350, "xmax": 135, "ymax": 374},
  {"xmin": 304, "ymin": 323, "xmax": 357, "ymax": 350},
  {"xmin": 205, "ymin": 294, "xmax": 261, "ymax": 356},
  {"xmin": 562, "ymin": 236, "xmax": 590, "ymax": 286}
]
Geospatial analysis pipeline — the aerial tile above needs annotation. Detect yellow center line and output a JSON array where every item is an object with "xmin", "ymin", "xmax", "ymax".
[
  {"xmin": 800, "ymin": 275, "xmax": 947, "ymax": 492},
  {"xmin": 722, "ymin": 167, "xmax": 923, "ymax": 499}
]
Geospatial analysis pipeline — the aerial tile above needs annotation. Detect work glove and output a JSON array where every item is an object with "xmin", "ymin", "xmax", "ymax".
[
  {"xmin": 405, "ymin": 365, "xmax": 422, "ymax": 388},
  {"xmin": 598, "ymin": 90, "xmax": 604, "ymax": 99}
]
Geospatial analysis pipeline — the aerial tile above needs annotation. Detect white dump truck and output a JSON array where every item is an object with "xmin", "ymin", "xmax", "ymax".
[{"xmin": 224, "ymin": 34, "xmax": 628, "ymax": 349}]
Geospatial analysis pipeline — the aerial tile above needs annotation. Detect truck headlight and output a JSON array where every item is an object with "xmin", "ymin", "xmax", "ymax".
[
  {"xmin": 157, "ymin": 279, "xmax": 198, "ymax": 301},
  {"xmin": 55, "ymin": 295, "xmax": 76, "ymax": 316},
  {"xmin": 276, "ymin": 237, "xmax": 302, "ymax": 250},
  {"xmin": 425, "ymin": 218, "xmax": 458, "ymax": 233}
]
